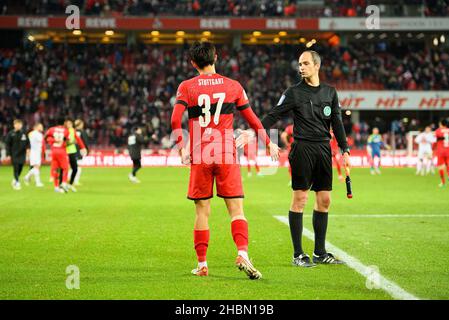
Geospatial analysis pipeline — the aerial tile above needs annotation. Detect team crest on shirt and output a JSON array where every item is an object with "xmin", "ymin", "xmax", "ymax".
[
  {"xmin": 21, "ymin": 134, "xmax": 26, "ymax": 140},
  {"xmin": 323, "ymin": 106, "xmax": 332, "ymax": 117}
]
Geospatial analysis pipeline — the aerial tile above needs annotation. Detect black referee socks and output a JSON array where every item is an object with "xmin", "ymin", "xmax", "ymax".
[
  {"xmin": 288, "ymin": 211, "xmax": 303, "ymax": 258},
  {"xmin": 313, "ymin": 210, "xmax": 328, "ymax": 256}
]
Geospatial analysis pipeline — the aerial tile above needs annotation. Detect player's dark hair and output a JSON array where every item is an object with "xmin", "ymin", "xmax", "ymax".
[
  {"xmin": 440, "ymin": 118, "xmax": 449, "ymax": 127},
  {"xmin": 189, "ymin": 41, "xmax": 216, "ymax": 69},
  {"xmin": 56, "ymin": 116, "xmax": 66, "ymax": 125}
]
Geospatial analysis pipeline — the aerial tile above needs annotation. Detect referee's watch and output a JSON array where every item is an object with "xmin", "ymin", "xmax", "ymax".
[{"xmin": 341, "ymin": 148, "xmax": 350, "ymax": 155}]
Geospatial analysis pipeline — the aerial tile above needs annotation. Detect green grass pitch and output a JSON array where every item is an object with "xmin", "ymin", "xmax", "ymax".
[{"xmin": 0, "ymin": 166, "xmax": 448, "ymax": 300}]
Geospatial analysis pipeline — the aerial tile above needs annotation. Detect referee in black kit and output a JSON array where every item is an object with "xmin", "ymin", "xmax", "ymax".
[
  {"xmin": 261, "ymin": 50, "xmax": 351, "ymax": 267},
  {"xmin": 5, "ymin": 119, "xmax": 30, "ymax": 190},
  {"xmin": 127, "ymin": 126, "xmax": 147, "ymax": 183}
]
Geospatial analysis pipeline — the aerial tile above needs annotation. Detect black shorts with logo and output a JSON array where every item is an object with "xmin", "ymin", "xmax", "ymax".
[{"xmin": 288, "ymin": 140, "xmax": 333, "ymax": 192}]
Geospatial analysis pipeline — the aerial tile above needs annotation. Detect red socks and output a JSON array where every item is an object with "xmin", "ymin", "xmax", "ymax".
[
  {"xmin": 194, "ymin": 220, "xmax": 248, "ymax": 263},
  {"xmin": 440, "ymin": 169, "xmax": 446, "ymax": 184},
  {"xmin": 194, "ymin": 230, "xmax": 209, "ymax": 263},
  {"xmin": 231, "ymin": 219, "xmax": 248, "ymax": 252}
]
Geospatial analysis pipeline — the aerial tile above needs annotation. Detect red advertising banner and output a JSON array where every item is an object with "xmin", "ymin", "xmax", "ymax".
[
  {"xmin": 339, "ymin": 91, "xmax": 449, "ymax": 110},
  {"xmin": 0, "ymin": 16, "xmax": 318, "ymax": 31}
]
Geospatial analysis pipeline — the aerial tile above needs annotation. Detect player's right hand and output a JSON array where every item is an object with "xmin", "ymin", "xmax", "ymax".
[
  {"xmin": 179, "ymin": 147, "xmax": 191, "ymax": 165},
  {"xmin": 268, "ymin": 142, "xmax": 280, "ymax": 162}
]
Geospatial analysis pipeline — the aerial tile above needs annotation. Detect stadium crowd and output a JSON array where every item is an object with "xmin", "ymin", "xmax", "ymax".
[
  {"xmin": 0, "ymin": 0, "xmax": 448, "ymax": 17},
  {"xmin": 0, "ymin": 40, "xmax": 447, "ymax": 149}
]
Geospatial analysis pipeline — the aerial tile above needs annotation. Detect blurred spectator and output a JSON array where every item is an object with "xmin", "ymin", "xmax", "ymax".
[{"xmin": 1, "ymin": 40, "xmax": 447, "ymax": 150}]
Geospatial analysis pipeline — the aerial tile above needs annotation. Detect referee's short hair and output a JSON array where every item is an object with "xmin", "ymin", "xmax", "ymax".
[
  {"xmin": 13, "ymin": 119, "xmax": 23, "ymax": 125},
  {"xmin": 302, "ymin": 50, "xmax": 321, "ymax": 66}
]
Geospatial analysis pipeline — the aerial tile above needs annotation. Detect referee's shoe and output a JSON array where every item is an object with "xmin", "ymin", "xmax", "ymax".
[
  {"xmin": 313, "ymin": 252, "xmax": 345, "ymax": 265},
  {"xmin": 292, "ymin": 253, "xmax": 316, "ymax": 268}
]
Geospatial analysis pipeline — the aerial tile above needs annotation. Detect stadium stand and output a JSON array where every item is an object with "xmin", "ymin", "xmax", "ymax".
[{"xmin": 1, "ymin": 0, "xmax": 448, "ymax": 17}]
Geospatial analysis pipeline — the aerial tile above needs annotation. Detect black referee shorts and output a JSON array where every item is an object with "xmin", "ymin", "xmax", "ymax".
[{"xmin": 288, "ymin": 140, "xmax": 333, "ymax": 192}]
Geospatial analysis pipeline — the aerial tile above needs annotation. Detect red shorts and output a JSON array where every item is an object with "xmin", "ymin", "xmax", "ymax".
[
  {"xmin": 51, "ymin": 150, "xmax": 69, "ymax": 170},
  {"xmin": 188, "ymin": 163, "xmax": 243, "ymax": 200},
  {"xmin": 437, "ymin": 149, "xmax": 449, "ymax": 166}
]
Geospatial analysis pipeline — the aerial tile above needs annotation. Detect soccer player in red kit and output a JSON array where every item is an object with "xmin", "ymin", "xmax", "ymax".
[
  {"xmin": 171, "ymin": 41, "xmax": 279, "ymax": 279},
  {"xmin": 281, "ymin": 124, "xmax": 294, "ymax": 180},
  {"xmin": 435, "ymin": 119, "xmax": 449, "ymax": 187},
  {"xmin": 243, "ymin": 135, "xmax": 261, "ymax": 177},
  {"xmin": 45, "ymin": 118, "xmax": 86, "ymax": 193},
  {"xmin": 330, "ymin": 130, "xmax": 344, "ymax": 181}
]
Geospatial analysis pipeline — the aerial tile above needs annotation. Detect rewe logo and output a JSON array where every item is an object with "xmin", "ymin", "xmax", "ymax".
[{"xmin": 200, "ymin": 19, "xmax": 230, "ymax": 29}]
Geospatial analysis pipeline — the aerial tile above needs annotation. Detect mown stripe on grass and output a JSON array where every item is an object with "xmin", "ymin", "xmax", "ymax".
[{"xmin": 274, "ymin": 215, "xmax": 420, "ymax": 300}]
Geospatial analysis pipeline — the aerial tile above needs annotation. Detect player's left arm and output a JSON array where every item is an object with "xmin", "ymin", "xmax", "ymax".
[
  {"xmin": 235, "ymin": 83, "xmax": 279, "ymax": 160},
  {"xmin": 234, "ymin": 83, "xmax": 270, "ymax": 145},
  {"xmin": 330, "ymin": 89, "xmax": 351, "ymax": 167}
]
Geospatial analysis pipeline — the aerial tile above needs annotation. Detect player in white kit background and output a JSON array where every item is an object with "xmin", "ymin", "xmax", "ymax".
[
  {"xmin": 24, "ymin": 123, "xmax": 45, "ymax": 187},
  {"xmin": 415, "ymin": 126, "xmax": 436, "ymax": 176}
]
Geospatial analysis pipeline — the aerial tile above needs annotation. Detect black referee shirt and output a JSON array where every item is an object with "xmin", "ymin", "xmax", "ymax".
[
  {"xmin": 5, "ymin": 129, "xmax": 29, "ymax": 163},
  {"xmin": 261, "ymin": 80, "xmax": 349, "ymax": 153},
  {"xmin": 128, "ymin": 133, "xmax": 145, "ymax": 160}
]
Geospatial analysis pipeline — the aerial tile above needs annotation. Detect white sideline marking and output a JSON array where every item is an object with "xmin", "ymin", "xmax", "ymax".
[
  {"xmin": 274, "ymin": 215, "xmax": 420, "ymax": 300},
  {"xmin": 328, "ymin": 214, "xmax": 449, "ymax": 218}
]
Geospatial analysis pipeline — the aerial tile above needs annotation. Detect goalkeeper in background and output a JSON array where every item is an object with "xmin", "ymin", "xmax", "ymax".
[{"xmin": 367, "ymin": 127, "xmax": 390, "ymax": 175}]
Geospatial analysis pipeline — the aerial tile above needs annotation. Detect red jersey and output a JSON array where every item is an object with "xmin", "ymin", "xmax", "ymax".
[
  {"xmin": 171, "ymin": 73, "xmax": 270, "ymax": 162},
  {"xmin": 285, "ymin": 124, "xmax": 294, "ymax": 144},
  {"xmin": 435, "ymin": 127, "xmax": 449, "ymax": 154},
  {"xmin": 45, "ymin": 126, "xmax": 85, "ymax": 152}
]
